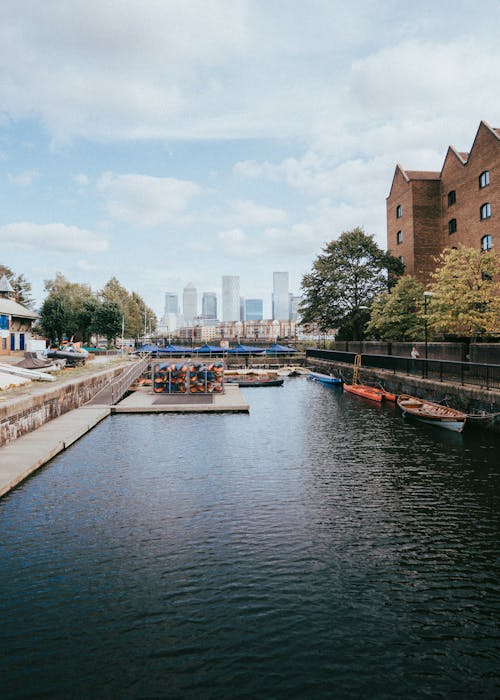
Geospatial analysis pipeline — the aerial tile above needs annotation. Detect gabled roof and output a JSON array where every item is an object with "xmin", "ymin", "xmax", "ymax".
[
  {"xmin": 0, "ymin": 297, "xmax": 39, "ymax": 319},
  {"xmin": 405, "ymin": 170, "xmax": 441, "ymax": 180},
  {"xmin": 0, "ymin": 274, "xmax": 14, "ymax": 295}
]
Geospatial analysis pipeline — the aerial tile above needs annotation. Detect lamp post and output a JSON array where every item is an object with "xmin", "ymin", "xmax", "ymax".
[{"xmin": 423, "ymin": 291, "xmax": 433, "ymax": 359}]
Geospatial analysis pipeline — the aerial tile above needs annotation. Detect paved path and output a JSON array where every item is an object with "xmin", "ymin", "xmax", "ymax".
[{"xmin": 0, "ymin": 406, "xmax": 110, "ymax": 499}]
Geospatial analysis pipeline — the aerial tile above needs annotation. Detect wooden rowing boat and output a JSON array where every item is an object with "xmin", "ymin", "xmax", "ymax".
[
  {"xmin": 397, "ymin": 394, "xmax": 467, "ymax": 433},
  {"xmin": 343, "ymin": 383, "xmax": 396, "ymax": 402},
  {"xmin": 307, "ymin": 371, "xmax": 342, "ymax": 385}
]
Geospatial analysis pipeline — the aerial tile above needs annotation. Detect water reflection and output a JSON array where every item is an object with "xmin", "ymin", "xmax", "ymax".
[{"xmin": 0, "ymin": 378, "xmax": 499, "ymax": 699}]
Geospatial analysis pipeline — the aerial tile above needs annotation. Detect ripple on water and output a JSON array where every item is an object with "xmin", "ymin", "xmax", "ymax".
[{"xmin": 0, "ymin": 379, "xmax": 499, "ymax": 698}]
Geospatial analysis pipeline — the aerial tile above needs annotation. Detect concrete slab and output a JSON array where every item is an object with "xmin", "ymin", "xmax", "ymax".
[
  {"xmin": 113, "ymin": 384, "xmax": 250, "ymax": 413},
  {"xmin": 0, "ymin": 407, "xmax": 110, "ymax": 499}
]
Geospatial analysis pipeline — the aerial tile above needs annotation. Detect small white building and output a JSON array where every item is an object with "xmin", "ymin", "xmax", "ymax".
[{"xmin": 0, "ymin": 275, "xmax": 40, "ymax": 355}]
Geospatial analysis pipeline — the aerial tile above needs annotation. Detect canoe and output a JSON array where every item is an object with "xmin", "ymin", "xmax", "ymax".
[
  {"xmin": 397, "ymin": 394, "xmax": 467, "ymax": 433},
  {"xmin": 226, "ymin": 377, "xmax": 284, "ymax": 387},
  {"xmin": 343, "ymin": 383, "xmax": 396, "ymax": 402},
  {"xmin": 307, "ymin": 371, "xmax": 342, "ymax": 385}
]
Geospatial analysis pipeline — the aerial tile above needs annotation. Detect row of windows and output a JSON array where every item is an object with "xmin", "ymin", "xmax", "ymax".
[
  {"xmin": 397, "ymin": 228, "xmax": 492, "ymax": 251},
  {"xmin": 446, "ymin": 204, "xmax": 491, "ymax": 234},
  {"xmin": 397, "ymin": 171, "xmax": 491, "ymax": 217}
]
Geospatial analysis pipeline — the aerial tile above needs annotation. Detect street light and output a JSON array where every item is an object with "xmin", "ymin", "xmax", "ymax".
[{"xmin": 423, "ymin": 291, "xmax": 433, "ymax": 359}]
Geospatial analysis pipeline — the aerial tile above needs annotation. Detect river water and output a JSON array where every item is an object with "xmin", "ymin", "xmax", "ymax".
[{"xmin": 1, "ymin": 378, "xmax": 499, "ymax": 699}]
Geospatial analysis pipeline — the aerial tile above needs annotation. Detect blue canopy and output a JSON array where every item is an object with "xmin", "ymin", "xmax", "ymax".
[
  {"xmin": 135, "ymin": 343, "xmax": 159, "ymax": 353},
  {"xmin": 159, "ymin": 344, "xmax": 191, "ymax": 353},
  {"xmin": 227, "ymin": 343, "xmax": 266, "ymax": 354},
  {"xmin": 193, "ymin": 343, "xmax": 226, "ymax": 353},
  {"xmin": 266, "ymin": 343, "xmax": 297, "ymax": 353}
]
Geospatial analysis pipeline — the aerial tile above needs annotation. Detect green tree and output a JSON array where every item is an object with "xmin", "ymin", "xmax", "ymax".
[
  {"xmin": 366, "ymin": 275, "xmax": 426, "ymax": 341},
  {"xmin": 39, "ymin": 294, "xmax": 71, "ymax": 345},
  {"xmin": 300, "ymin": 227, "xmax": 403, "ymax": 340},
  {"xmin": 101, "ymin": 278, "xmax": 157, "ymax": 337},
  {"xmin": 41, "ymin": 273, "xmax": 96, "ymax": 342},
  {"xmin": 93, "ymin": 300, "xmax": 122, "ymax": 346},
  {"xmin": 0, "ymin": 264, "xmax": 35, "ymax": 308},
  {"xmin": 426, "ymin": 245, "xmax": 500, "ymax": 339}
]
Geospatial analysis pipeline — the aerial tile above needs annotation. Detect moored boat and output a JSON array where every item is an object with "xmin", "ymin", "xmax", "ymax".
[
  {"xmin": 308, "ymin": 371, "xmax": 342, "ymax": 385},
  {"xmin": 343, "ymin": 383, "xmax": 396, "ymax": 402},
  {"xmin": 397, "ymin": 394, "xmax": 467, "ymax": 433},
  {"xmin": 225, "ymin": 375, "xmax": 284, "ymax": 387}
]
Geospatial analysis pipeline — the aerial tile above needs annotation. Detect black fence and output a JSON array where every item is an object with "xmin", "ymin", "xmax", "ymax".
[{"xmin": 306, "ymin": 349, "xmax": 500, "ymax": 391}]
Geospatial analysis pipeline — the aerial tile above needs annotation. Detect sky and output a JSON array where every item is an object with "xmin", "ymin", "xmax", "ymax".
[{"xmin": 1, "ymin": 0, "xmax": 500, "ymax": 320}]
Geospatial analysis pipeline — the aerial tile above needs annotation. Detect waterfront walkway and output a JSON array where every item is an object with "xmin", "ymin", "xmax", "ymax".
[{"xmin": 0, "ymin": 405, "xmax": 110, "ymax": 498}]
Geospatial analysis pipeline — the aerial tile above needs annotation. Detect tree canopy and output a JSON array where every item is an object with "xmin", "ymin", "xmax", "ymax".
[
  {"xmin": 300, "ymin": 227, "xmax": 403, "ymax": 339},
  {"xmin": 366, "ymin": 275, "xmax": 426, "ymax": 341},
  {"xmin": 426, "ymin": 245, "xmax": 500, "ymax": 339},
  {"xmin": 0, "ymin": 264, "xmax": 35, "ymax": 308}
]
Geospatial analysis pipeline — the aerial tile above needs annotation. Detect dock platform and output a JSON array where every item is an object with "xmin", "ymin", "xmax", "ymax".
[{"xmin": 113, "ymin": 384, "xmax": 250, "ymax": 413}]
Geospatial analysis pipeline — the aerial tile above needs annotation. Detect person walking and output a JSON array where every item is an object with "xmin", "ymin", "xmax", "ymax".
[{"xmin": 411, "ymin": 345, "xmax": 420, "ymax": 359}]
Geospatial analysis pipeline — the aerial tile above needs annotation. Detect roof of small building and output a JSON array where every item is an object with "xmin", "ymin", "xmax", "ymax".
[
  {"xmin": 0, "ymin": 274, "xmax": 15, "ymax": 294},
  {"xmin": 0, "ymin": 297, "xmax": 39, "ymax": 320}
]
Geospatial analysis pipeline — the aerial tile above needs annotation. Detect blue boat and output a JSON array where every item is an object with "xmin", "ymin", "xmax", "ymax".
[{"xmin": 308, "ymin": 371, "xmax": 342, "ymax": 385}]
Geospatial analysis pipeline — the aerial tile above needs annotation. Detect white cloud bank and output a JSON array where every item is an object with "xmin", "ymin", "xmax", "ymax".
[{"xmin": 0, "ymin": 222, "xmax": 108, "ymax": 253}]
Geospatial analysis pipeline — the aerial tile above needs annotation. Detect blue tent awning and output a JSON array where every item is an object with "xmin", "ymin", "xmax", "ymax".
[
  {"xmin": 227, "ymin": 343, "xmax": 266, "ymax": 354},
  {"xmin": 193, "ymin": 344, "xmax": 227, "ymax": 353},
  {"xmin": 265, "ymin": 343, "xmax": 297, "ymax": 353},
  {"xmin": 135, "ymin": 343, "xmax": 159, "ymax": 353},
  {"xmin": 159, "ymin": 344, "xmax": 192, "ymax": 353}
]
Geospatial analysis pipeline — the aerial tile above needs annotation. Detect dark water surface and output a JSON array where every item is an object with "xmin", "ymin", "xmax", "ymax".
[{"xmin": 1, "ymin": 379, "xmax": 500, "ymax": 699}]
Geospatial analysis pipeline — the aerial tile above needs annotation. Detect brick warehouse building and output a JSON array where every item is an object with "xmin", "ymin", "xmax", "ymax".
[{"xmin": 387, "ymin": 120, "xmax": 499, "ymax": 283}]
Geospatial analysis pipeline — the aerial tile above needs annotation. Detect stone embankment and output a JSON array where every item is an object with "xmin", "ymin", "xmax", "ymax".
[
  {"xmin": 308, "ymin": 357, "xmax": 500, "ymax": 433},
  {"xmin": 0, "ymin": 357, "xmax": 131, "ymax": 448}
]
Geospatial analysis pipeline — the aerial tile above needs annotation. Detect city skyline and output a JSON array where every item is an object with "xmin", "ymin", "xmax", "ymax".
[{"xmin": 1, "ymin": 2, "xmax": 499, "ymax": 321}]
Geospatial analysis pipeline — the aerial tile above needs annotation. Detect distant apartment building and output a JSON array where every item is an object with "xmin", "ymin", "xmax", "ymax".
[
  {"xmin": 222, "ymin": 275, "xmax": 240, "ymax": 321},
  {"xmin": 201, "ymin": 292, "xmax": 217, "ymax": 319},
  {"xmin": 245, "ymin": 298, "xmax": 263, "ymax": 321},
  {"xmin": 272, "ymin": 272, "xmax": 289, "ymax": 320},
  {"xmin": 182, "ymin": 283, "xmax": 197, "ymax": 324},
  {"xmin": 387, "ymin": 120, "xmax": 499, "ymax": 284}
]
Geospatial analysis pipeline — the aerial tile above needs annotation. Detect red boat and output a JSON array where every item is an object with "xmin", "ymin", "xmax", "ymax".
[{"xmin": 343, "ymin": 383, "xmax": 396, "ymax": 402}]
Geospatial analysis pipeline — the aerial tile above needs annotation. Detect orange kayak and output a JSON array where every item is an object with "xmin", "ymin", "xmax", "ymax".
[{"xmin": 343, "ymin": 383, "xmax": 396, "ymax": 402}]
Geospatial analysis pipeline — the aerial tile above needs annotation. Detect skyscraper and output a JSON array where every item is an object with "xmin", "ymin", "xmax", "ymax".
[
  {"xmin": 222, "ymin": 276, "xmax": 240, "ymax": 321},
  {"xmin": 272, "ymin": 272, "xmax": 289, "ymax": 320},
  {"xmin": 183, "ymin": 282, "xmax": 197, "ymax": 324},
  {"xmin": 245, "ymin": 298, "xmax": 263, "ymax": 321},
  {"xmin": 202, "ymin": 292, "xmax": 217, "ymax": 319},
  {"xmin": 289, "ymin": 294, "xmax": 302, "ymax": 322},
  {"xmin": 164, "ymin": 292, "xmax": 179, "ymax": 315}
]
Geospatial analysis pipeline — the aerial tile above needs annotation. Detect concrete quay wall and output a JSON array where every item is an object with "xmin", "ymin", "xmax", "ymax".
[
  {"xmin": 0, "ymin": 365, "xmax": 127, "ymax": 447},
  {"xmin": 308, "ymin": 358, "xmax": 500, "ymax": 433}
]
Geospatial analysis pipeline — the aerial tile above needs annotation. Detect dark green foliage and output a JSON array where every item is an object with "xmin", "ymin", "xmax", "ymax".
[{"xmin": 300, "ymin": 227, "xmax": 403, "ymax": 340}]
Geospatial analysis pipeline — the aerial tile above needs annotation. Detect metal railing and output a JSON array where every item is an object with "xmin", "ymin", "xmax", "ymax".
[
  {"xmin": 87, "ymin": 355, "xmax": 151, "ymax": 405},
  {"xmin": 306, "ymin": 349, "xmax": 500, "ymax": 391}
]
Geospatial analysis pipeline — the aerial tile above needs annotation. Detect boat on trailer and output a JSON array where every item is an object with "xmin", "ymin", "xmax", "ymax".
[
  {"xmin": 343, "ymin": 383, "xmax": 396, "ymax": 402},
  {"xmin": 397, "ymin": 394, "xmax": 467, "ymax": 433},
  {"xmin": 308, "ymin": 370, "xmax": 342, "ymax": 385}
]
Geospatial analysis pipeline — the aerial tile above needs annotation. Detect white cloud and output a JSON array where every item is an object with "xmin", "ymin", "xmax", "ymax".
[
  {"xmin": 72, "ymin": 173, "xmax": 90, "ymax": 186},
  {"xmin": 0, "ymin": 222, "xmax": 108, "ymax": 253},
  {"xmin": 218, "ymin": 227, "xmax": 260, "ymax": 257},
  {"xmin": 8, "ymin": 169, "xmax": 38, "ymax": 185},
  {"xmin": 97, "ymin": 172, "xmax": 202, "ymax": 228}
]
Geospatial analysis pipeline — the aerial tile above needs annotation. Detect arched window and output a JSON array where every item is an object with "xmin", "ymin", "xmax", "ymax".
[
  {"xmin": 396, "ymin": 204, "xmax": 402, "ymax": 218},
  {"xmin": 481, "ymin": 234, "xmax": 492, "ymax": 251},
  {"xmin": 480, "ymin": 203, "xmax": 491, "ymax": 220},
  {"xmin": 447, "ymin": 190, "xmax": 456, "ymax": 206},
  {"xmin": 448, "ymin": 219, "xmax": 457, "ymax": 234},
  {"xmin": 396, "ymin": 230, "xmax": 403, "ymax": 244}
]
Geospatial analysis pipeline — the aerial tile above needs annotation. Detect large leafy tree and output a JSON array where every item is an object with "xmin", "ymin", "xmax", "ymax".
[
  {"xmin": 0, "ymin": 264, "xmax": 35, "ymax": 308},
  {"xmin": 300, "ymin": 227, "xmax": 403, "ymax": 340},
  {"xmin": 101, "ymin": 277, "xmax": 157, "ymax": 336},
  {"xmin": 93, "ymin": 300, "xmax": 123, "ymax": 346},
  {"xmin": 426, "ymin": 245, "xmax": 500, "ymax": 339},
  {"xmin": 366, "ymin": 275, "xmax": 426, "ymax": 341},
  {"xmin": 41, "ymin": 273, "xmax": 96, "ymax": 342}
]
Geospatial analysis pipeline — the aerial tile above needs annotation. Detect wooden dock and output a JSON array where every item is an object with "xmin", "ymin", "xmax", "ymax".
[{"xmin": 112, "ymin": 384, "xmax": 249, "ymax": 413}]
